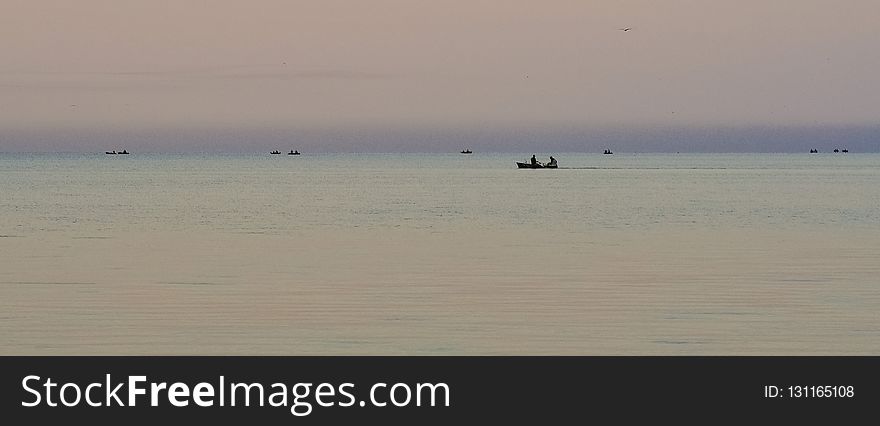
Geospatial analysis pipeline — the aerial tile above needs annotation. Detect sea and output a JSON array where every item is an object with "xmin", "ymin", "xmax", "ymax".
[{"xmin": 1, "ymin": 152, "xmax": 878, "ymax": 354}]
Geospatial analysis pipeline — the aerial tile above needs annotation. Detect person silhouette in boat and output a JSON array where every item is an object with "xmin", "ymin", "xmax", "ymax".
[
  {"xmin": 548, "ymin": 156, "xmax": 556, "ymax": 167},
  {"xmin": 531, "ymin": 155, "xmax": 537, "ymax": 166}
]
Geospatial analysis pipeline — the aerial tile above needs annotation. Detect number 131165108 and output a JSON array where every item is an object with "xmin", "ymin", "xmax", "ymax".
[{"xmin": 764, "ymin": 385, "xmax": 854, "ymax": 398}]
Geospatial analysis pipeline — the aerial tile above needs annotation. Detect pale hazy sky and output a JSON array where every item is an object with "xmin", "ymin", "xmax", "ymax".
[{"xmin": 2, "ymin": 0, "xmax": 879, "ymax": 152}]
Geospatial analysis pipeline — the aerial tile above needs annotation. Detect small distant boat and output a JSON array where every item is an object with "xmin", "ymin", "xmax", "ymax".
[
  {"xmin": 460, "ymin": 149, "xmax": 473, "ymax": 154},
  {"xmin": 518, "ymin": 155, "xmax": 557, "ymax": 169},
  {"xmin": 119, "ymin": 150, "xmax": 129, "ymax": 155},
  {"xmin": 288, "ymin": 150, "xmax": 301, "ymax": 155},
  {"xmin": 834, "ymin": 149, "xmax": 839, "ymax": 153},
  {"xmin": 842, "ymin": 149, "xmax": 848, "ymax": 153},
  {"xmin": 809, "ymin": 149, "xmax": 818, "ymax": 153},
  {"xmin": 105, "ymin": 151, "xmax": 117, "ymax": 155},
  {"xmin": 516, "ymin": 160, "xmax": 559, "ymax": 169},
  {"xmin": 516, "ymin": 162, "xmax": 557, "ymax": 169},
  {"xmin": 270, "ymin": 150, "xmax": 282, "ymax": 155},
  {"xmin": 603, "ymin": 149, "xmax": 613, "ymax": 155}
]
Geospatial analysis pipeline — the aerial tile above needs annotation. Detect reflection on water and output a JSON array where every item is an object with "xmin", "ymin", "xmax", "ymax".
[{"xmin": 0, "ymin": 153, "xmax": 878, "ymax": 354}]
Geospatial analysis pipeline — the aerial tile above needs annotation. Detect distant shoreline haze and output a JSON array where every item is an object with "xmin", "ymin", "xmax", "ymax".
[{"xmin": 2, "ymin": 124, "xmax": 878, "ymax": 153}]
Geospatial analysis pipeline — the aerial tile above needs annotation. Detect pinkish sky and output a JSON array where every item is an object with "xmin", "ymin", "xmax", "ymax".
[{"xmin": 2, "ymin": 1, "xmax": 879, "ymax": 152}]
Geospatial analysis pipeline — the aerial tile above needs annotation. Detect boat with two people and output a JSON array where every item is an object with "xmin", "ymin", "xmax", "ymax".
[
  {"xmin": 603, "ymin": 149, "xmax": 613, "ymax": 155},
  {"xmin": 516, "ymin": 155, "xmax": 557, "ymax": 169},
  {"xmin": 270, "ymin": 150, "xmax": 282, "ymax": 155},
  {"xmin": 461, "ymin": 149, "xmax": 473, "ymax": 154},
  {"xmin": 105, "ymin": 150, "xmax": 129, "ymax": 155},
  {"xmin": 288, "ymin": 150, "xmax": 301, "ymax": 155}
]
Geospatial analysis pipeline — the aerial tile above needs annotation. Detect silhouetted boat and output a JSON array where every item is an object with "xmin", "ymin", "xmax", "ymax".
[
  {"xmin": 461, "ymin": 149, "xmax": 472, "ymax": 154},
  {"xmin": 288, "ymin": 150, "xmax": 300, "ymax": 155},
  {"xmin": 105, "ymin": 151, "xmax": 117, "ymax": 155},
  {"xmin": 270, "ymin": 150, "xmax": 282, "ymax": 155},
  {"xmin": 834, "ymin": 149, "xmax": 839, "ymax": 153},
  {"xmin": 842, "ymin": 149, "xmax": 848, "ymax": 153},
  {"xmin": 119, "ymin": 150, "xmax": 129, "ymax": 155},
  {"xmin": 603, "ymin": 149, "xmax": 613, "ymax": 155},
  {"xmin": 516, "ymin": 162, "xmax": 557, "ymax": 169}
]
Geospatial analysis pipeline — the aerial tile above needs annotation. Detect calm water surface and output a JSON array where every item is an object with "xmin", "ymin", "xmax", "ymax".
[{"xmin": 1, "ymin": 153, "xmax": 878, "ymax": 354}]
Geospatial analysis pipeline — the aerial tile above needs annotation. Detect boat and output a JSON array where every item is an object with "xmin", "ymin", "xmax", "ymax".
[
  {"xmin": 270, "ymin": 150, "xmax": 282, "ymax": 155},
  {"xmin": 516, "ymin": 162, "xmax": 557, "ymax": 169},
  {"xmin": 603, "ymin": 149, "xmax": 613, "ymax": 155},
  {"xmin": 288, "ymin": 150, "xmax": 301, "ymax": 155},
  {"xmin": 842, "ymin": 149, "xmax": 848, "ymax": 153},
  {"xmin": 119, "ymin": 150, "xmax": 129, "ymax": 155},
  {"xmin": 461, "ymin": 149, "xmax": 473, "ymax": 154},
  {"xmin": 105, "ymin": 151, "xmax": 117, "ymax": 155}
]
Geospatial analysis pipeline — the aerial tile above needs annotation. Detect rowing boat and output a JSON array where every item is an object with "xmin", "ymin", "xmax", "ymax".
[{"xmin": 516, "ymin": 162, "xmax": 557, "ymax": 169}]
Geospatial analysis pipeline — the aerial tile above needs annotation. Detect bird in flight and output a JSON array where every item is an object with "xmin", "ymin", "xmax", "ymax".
[{"xmin": 620, "ymin": 27, "xmax": 633, "ymax": 32}]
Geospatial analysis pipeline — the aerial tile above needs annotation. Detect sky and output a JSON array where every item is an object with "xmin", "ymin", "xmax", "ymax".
[{"xmin": 1, "ymin": 0, "xmax": 879, "ymax": 152}]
